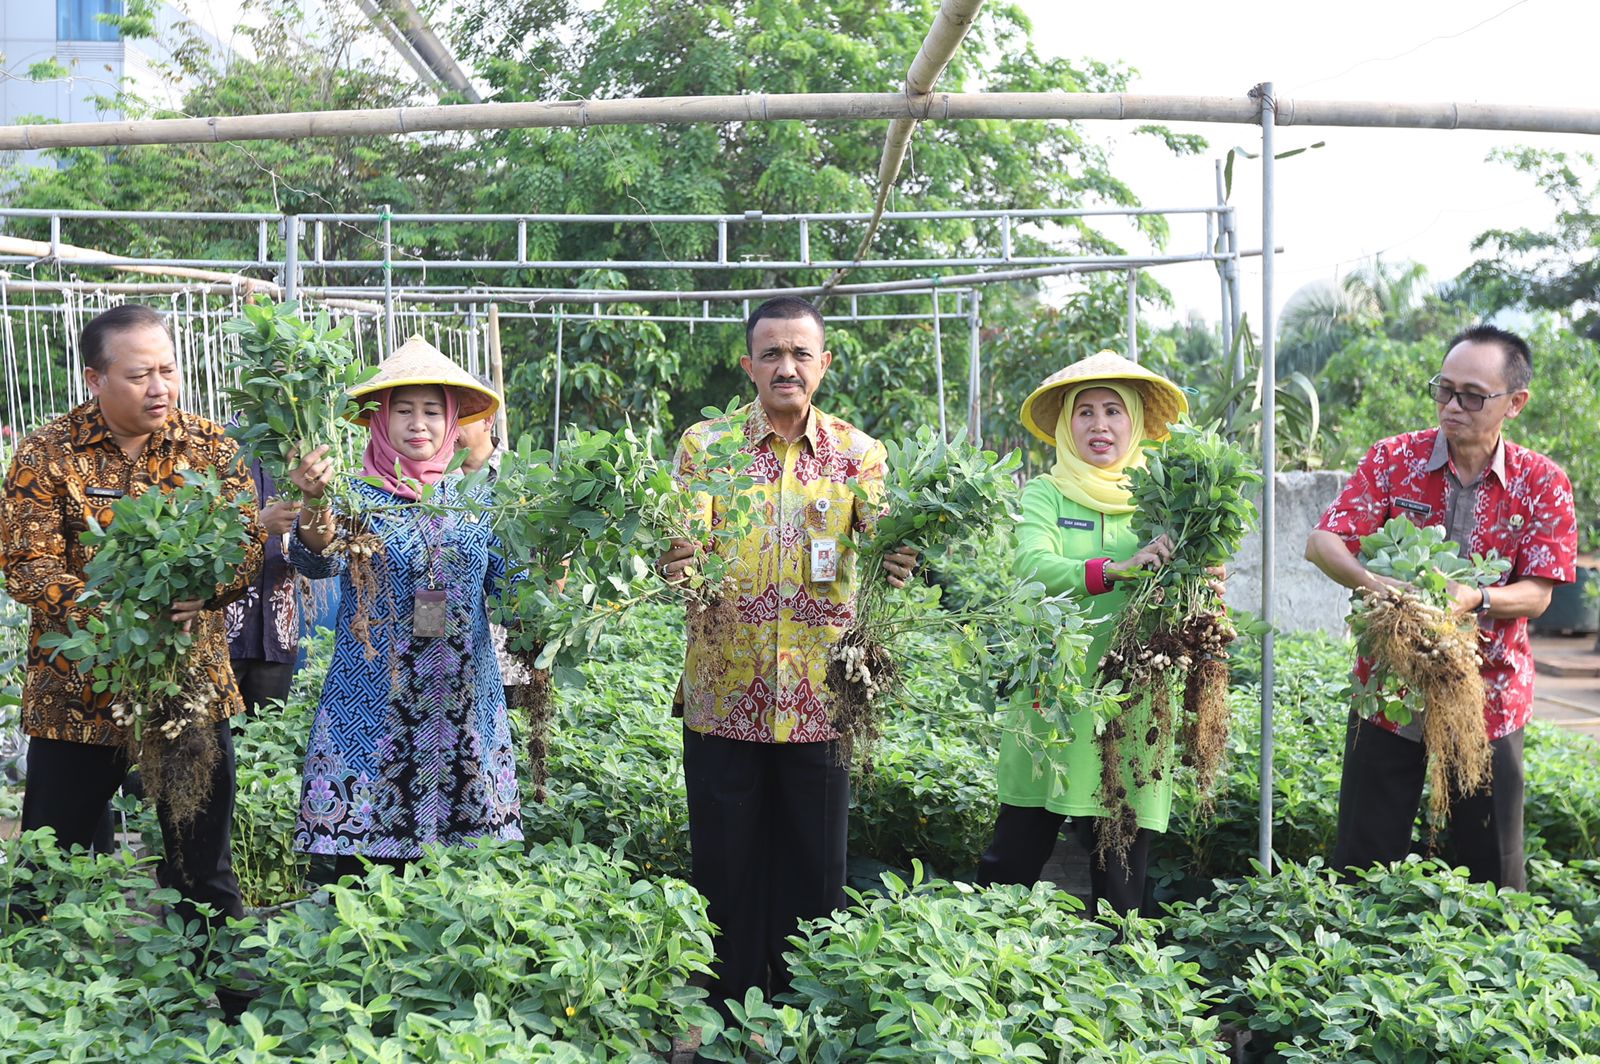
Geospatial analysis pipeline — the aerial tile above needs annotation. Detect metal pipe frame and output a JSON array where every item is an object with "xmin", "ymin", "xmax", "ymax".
[
  {"xmin": 0, "ymin": 284, "xmax": 982, "ymax": 325},
  {"xmin": 288, "ymin": 254, "xmax": 1274, "ymax": 305},
  {"xmin": 1125, "ymin": 268, "xmax": 1139, "ymax": 363},
  {"xmin": 1213, "ymin": 160, "xmax": 1235, "ymax": 364},
  {"xmin": 0, "ymin": 204, "xmax": 1231, "ymax": 277},
  {"xmin": 930, "ymin": 289, "xmax": 947, "ymax": 439},
  {"xmin": 1258, "ymin": 83, "xmax": 1279, "ymax": 870}
]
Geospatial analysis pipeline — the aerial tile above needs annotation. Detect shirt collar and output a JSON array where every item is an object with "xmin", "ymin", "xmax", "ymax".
[
  {"xmin": 744, "ymin": 401, "xmax": 821, "ymax": 452},
  {"xmin": 1426, "ymin": 428, "xmax": 1506, "ymax": 484},
  {"xmin": 69, "ymin": 400, "xmax": 186, "ymax": 452}
]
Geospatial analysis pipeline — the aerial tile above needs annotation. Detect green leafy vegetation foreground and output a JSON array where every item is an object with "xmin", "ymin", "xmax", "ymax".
[{"xmin": 5, "ymin": 593, "xmax": 1600, "ymax": 1062}]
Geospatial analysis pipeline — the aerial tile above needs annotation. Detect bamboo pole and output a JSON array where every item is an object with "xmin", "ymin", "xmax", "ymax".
[
  {"xmin": 0, "ymin": 235, "xmax": 279, "ymax": 291},
  {"xmin": 0, "ymin": 276, "xmax": 382, "ymax": 312},
  {"xmin": 5, "ymin": 93, "xmax": 1600, "ymax": 151},
  {"xmin": 822, "ymin": 1, "xmax": 987, "ymax": 297}
]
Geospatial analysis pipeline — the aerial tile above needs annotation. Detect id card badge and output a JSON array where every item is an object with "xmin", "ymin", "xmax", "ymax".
[
  {"xmin": 413, "ymin": 589, "xmax": 447, "ymax": 638},
  {"xmin": 810, "ymin": 536, "xmax": 839, "ymax": 584}
]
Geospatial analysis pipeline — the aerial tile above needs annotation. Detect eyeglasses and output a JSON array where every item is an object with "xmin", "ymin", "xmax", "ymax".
[{"xmin": 1426, "ymin": 376, "xmax": 1514, "ymax": 412}]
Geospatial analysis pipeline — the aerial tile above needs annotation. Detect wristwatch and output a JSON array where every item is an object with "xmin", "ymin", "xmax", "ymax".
[{"xmin": 1475, "ymin": 586, "xmax": 1492, "ymax": 616}]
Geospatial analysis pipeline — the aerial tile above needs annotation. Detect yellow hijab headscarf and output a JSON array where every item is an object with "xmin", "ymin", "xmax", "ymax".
[{"xmin": 1042, "ymin": 382, "xmax": 1147, "ymax": 515}]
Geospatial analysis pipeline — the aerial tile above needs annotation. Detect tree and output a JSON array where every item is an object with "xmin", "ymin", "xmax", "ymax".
[
  {"xmin": 1276, "ymin": 257, "xmax": 1434, "ymax": 380},
  {"xmin": 1456, "ymin": 148, "xmax": 1600, "ymax": 336},
  {"xmin": 2, "ymin": 0, "xmax": 1206, "ymax": 446},
  {"xmin": 447, "ymin": 0, "xmax": 1205, "ymax": 434}
]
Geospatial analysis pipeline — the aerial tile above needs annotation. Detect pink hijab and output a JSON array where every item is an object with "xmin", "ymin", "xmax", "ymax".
[{"xmin": 361, "ymin": 386, "xmax": 462, "ymax": 500}]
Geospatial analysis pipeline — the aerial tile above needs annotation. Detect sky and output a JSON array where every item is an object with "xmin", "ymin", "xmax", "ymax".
[{"xmin": 1015, "ymin": 0, "xmax": 1600, "ymax": 325}]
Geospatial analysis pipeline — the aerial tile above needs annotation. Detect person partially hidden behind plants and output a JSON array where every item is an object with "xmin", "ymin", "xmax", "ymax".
[
  {"xmin": 975, "ymin": 351, "xmax": 1192, "ymax": 915},
  {"xmin": 287, "ymin": 337, "xmax": 523, "ymax": 881},
  {"xmin": 454, "ymin": 381, "xmax": 538, "ymax": 711},
  {"xmin": 0, "ymin": 303, "xmax": 265, "ymax": 1005},
  {"xmin": 654, "ymin": 297, "xmax": 918, "ymax": 1054},
  {"xmin": 1306, "ymin": 324, "xmax": 1578, "ymax": 889}
]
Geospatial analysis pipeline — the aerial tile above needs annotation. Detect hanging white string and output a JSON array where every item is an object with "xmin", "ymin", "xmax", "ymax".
[{"xmin": 1, "ymin": 279, "xmax": 20, "ymax": 440}]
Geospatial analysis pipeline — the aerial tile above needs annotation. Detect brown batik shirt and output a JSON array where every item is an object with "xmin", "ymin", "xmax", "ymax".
[{"xmin": 0, "ymin": 401, "xmax": 265, "ymax": 746}]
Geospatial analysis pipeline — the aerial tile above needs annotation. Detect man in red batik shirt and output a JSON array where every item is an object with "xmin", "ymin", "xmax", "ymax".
[{"xmin": 1305, "ymin": 324, "xmax": 1578, "ymax": 889}]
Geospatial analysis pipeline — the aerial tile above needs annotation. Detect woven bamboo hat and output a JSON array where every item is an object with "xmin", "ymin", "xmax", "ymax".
[
  {"xmin": 1019, "ymin": 350, "xmax": 1188, "ymax": 445},
  {"xmin": 349, "ymin": 335, "xmax": 501, "ymax": 426}
]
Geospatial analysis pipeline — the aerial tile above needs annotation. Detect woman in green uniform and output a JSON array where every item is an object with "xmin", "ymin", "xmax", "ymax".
[{"xmin": 977, "ymin": 351, "xmax": 1189, "ymax": 914}]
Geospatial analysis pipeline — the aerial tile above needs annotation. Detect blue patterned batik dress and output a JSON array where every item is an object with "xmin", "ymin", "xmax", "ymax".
[{"xmin": 287, "ymin": 477, "xmax": 523, "ymax": 858}]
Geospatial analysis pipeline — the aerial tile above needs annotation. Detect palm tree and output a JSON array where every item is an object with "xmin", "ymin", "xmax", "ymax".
[{"xmin": 1277, "ymin": 257, "xmax": 1432, "ymax": 378}]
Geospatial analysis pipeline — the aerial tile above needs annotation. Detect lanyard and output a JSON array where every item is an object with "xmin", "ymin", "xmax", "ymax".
[{"xmin": 414, "ymin": 509, "xmax": 446, "ymax": 591}]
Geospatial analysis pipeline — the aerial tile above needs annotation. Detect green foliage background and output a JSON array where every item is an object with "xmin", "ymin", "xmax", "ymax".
[{"xmin": 1, "ymin": 0, "xmax": 1202, "ymax": 462}]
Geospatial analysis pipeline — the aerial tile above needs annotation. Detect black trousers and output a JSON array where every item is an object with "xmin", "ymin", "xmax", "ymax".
[
  {"xmin": 976, "ymin": 803, "xmax": 1154, "ymax": 915},
  {"xmin": 1330, "ymin": 709, "xmax": 1526, "ymax": 889},
  {"xmin": 682, "ymin": 726, "xmax": 850, "ymax": 1022},
  {"xmin": 231, "ymin": 658, "xmax": 295, "ymax": 714},
  {"xmin": 20, "ymin": 720, "xmax": 245, "ymax": 928}
]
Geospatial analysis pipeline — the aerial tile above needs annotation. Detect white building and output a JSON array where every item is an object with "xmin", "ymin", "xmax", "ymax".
[
  {"xmin": 0, "ymin": 1, "xmax": 195, "ymax": 167},
  {"xmin": 2, "ymin": 1, "xmax": 477, "ymax": 169}
]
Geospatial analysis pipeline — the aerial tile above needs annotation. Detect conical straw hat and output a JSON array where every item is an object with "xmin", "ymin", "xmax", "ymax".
[
  {"xmin": 349, "ymin": 335, "xmax": 501, "ymax": 426},
  {"xmin": 1019, "ymin": 350, "xmax": 1188, "ymax": 445}
]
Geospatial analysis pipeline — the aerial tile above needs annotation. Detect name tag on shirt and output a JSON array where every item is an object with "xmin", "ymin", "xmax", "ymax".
[
  {"xmin": 413, "ymin": 589, "xmax": 447, "ymax": 638},
  {"xmin": 1394, "ymin": 498, "xmax": 1432, "ymax": 517},
  {"xmin": 810, "ymin": 536, "xmax": 839, "ymax": 583},
  {"xmin": 1057, "ymin": 517, "xmax": 1096, "ymax": 531},
  {"xmin": 86, "ymin": 487, "xmax": 125, "ymax": 499}
]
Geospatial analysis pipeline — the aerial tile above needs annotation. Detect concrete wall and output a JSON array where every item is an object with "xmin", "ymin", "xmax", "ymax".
[{"xmin": 1226, "ymin": 470, "xmax": 1353, "ymax": 636}]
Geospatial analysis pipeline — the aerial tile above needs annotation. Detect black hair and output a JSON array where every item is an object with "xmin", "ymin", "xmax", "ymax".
[
  {"xmin": 744, "ymin": 296, "xmax": 825, "ymax": 355},
  {"xmin": 1446, "ymin": 323, "xmax": 1533, "ymax": 392},
  {"xmin": 79, "ymin": 303, "xmax": 170, "ymax": 372}
]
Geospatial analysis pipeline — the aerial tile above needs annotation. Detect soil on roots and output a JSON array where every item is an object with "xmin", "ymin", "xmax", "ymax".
[
  {"xmin": 136, "ymin": 674, "xmax": 223, "ymax": 834},
  {"xmin": 1094, "ymin": 716, "xmax": 1139, "ymax": 868},
  {"xmin": 508, "ymin": 646, "xmax": 554, "ymax": 803},
  {"xmin": 343, "ymin": 529, "xmax": 389, "ymax": 660},
  {"xmin": 1359, "ymin": 586, "xmax": 1492, "ymax": 821},
  {"xmin": 827, "ymin": 626, "xmax": 898, "ymax": 766},
  {"xmin": 1181, "ymin": 657, "xmax": 1232, "ymax": 802}
]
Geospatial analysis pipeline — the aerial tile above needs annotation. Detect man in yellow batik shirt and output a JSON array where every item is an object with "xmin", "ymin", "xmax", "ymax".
[{"xmin": 657, "ymin": 297, "xmax": 917, "ymax": 1043}]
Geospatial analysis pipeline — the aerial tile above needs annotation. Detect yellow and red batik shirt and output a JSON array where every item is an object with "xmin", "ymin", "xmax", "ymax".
[{"xmin": 675, "ymin": 402, "xmax": 885, "ymax": 744}]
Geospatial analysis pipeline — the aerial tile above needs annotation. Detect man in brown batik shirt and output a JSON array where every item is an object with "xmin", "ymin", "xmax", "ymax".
[{"xmin": 0, "ymin": 304, "xmax": 263, "ymax": 939}]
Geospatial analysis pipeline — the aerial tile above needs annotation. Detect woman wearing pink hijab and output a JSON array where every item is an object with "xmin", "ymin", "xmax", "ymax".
[{"xmin": 287, "ymin": 337, "xmax": 522, "ymax": 880}]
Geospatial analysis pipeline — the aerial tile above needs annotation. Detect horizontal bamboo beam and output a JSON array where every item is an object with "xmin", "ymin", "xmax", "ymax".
[
  {"xmin": 2, "ymin": 93, "xmax": 1598, "ymax": 151},
  {"xmin": 0, "ymin": 235, "xmax": 278, "ymax": 291},
  {"xmin": 0, "ymin": 276, "xmax": 381, "ymax": 312}
]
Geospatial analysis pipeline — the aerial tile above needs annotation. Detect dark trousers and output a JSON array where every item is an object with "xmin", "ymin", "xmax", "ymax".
[
  {"xmin": 1331, "ymin": 710, "xmax": 1526, "ymax": 889},
  {"xmin": 20, "ymin": 720, "xmax": 245, "ymax": 927},
  {"xmin": 85, "ymin": 660, "xmax": 288, "ymax": 855},
  {"xmin": 330, "ymin": 855, "xmax": 411, "ymax": 882},
  {"xmin": 231, "ymin": 658, "xmax": 295, "ymax": 714},
  {"xmin": 682, "ymin": 726, "xmax": 850, "ymax": 1022},
  {"xmin": 976, "ymin": 803, "xmax": 1154, "ymax": 915}
]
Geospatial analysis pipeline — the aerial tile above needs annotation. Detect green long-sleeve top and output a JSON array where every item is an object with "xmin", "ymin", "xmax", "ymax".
[{"xmin": 995, "ymin": 477, "xmax": 1176, "ymax": 831}]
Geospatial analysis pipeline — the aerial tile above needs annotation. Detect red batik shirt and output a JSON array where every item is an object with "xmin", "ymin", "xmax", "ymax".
[{"xmin": 1317, "ymin": 428, "xmax": 1578, "ymax": 740}]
